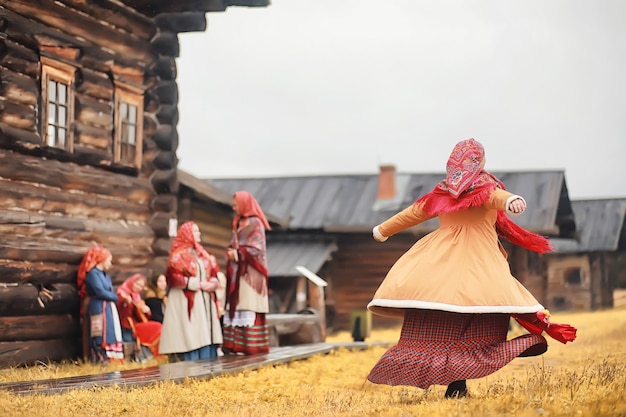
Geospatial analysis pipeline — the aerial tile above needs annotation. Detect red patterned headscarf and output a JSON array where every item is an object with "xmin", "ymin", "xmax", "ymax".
[
  {"xmin": 116, "ymin": 273, "xmax": 147, "ymax": 304},
  {"xmin": 441, "ymin": 138, "xmax": 485, "ymax": 198},
  {"xmin": 77, "ymin": 246, "xmax": 112, "ymax": 299},
  {"xmin": 233, "ymin": 191, "xmax": 271, "ymax": 231},
  {"xmin": 414, "ymin": 139, "xmax": 552, "ymax": 254},
  {"xmin": 168, "ymin": 221, "xmax": 218, "ymax": 318}
]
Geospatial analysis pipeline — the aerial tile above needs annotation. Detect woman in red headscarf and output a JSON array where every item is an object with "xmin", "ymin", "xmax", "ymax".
[
  {"xmin": 116, "ymin": 273, "xmax": 162, "ymax": 359},
  {"xmin": 223, "ymin": 191, "xmax": 271, "ymax": 355},
  {"xmin": 158, "ymin": 221, "xmax": 223, "ymax": 361},
  {"xmin": 77, "ymin": 246, "xmax": 124, "ymax": 364},
  {"xmin": 367, "ymin": 138, "xmax": 577, "ymax": 398}
]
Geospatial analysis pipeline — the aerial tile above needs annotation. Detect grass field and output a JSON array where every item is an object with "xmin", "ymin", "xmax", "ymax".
[{"xmin": 1, "ymin": 308, "xmax": 625, "ymax": 417}]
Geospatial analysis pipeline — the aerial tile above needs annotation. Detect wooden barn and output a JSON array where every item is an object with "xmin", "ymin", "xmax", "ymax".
[
  {"xmin": 546, "ymin": 198, "xmax": 626, "ymax": 311},
  {"xmin": 209, "ymin": 165, "xmax": 577, "ymax": 332},
  {"xmin": 0, "ymin": 0, "xmax": 269, "ymax": 367}
]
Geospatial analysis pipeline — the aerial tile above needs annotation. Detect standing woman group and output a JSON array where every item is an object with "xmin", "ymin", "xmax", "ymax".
[{"xmin": 78, "ymin": 190, "xmax": 272, "ymax": 363}]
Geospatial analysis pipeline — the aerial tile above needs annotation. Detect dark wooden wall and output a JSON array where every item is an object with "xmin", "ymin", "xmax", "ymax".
[{"xmin": 0, "ymin": 2, "xmax": 202, "ymax": 366}]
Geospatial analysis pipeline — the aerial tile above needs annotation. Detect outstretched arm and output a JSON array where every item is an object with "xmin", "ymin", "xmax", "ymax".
[
  {"xmin": 373, "ymin": 202, "xmax": 434, "ymax": 242},
  {"xmin": 485, "ymin": 188, "xmax": 527, "ymax": 215}
]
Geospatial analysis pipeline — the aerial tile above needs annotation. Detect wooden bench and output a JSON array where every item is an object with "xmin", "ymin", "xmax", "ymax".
[{"xmin": 267, "ymin": 312, "xmax": 323, "ymax": 347}]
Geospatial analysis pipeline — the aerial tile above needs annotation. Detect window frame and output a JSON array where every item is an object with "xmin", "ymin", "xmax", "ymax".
[
  {"xmin": 113, "ymin": 85, "xmax": 144, "ymax": 169},
  {"xmin": 40, "ymin": 58, "xmax": 76, "ymax": 152}
]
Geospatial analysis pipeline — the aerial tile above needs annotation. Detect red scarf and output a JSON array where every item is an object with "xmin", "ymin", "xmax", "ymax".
[
  {"xmin": 414, "ymin": 139, "xmax": 552, "ymax": 254},
  {"xmin": 232, "ymin": 191, "xmax": 271, "ymax": 231},
  {"xmin": 167, "ymin": 221, "xmax": 218, "ymax": 318},
  {"xmin": 77, "ymin": 246, "xmax": 112, "ymax": 300}
]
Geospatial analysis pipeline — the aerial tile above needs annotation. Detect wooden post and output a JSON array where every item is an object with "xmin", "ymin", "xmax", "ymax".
[{"xmin": 308, "ymin": 282, "xmax": 326, "ymax": 341}]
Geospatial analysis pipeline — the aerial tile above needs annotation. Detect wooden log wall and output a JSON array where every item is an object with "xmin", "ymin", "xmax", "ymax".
[
  {"xmin": 328, "ymin": 233, "xmax": 417, "ymax": 331},
  {"xmin": 0, "ymin": 2, "xmax": 212, "ymax": 367}
]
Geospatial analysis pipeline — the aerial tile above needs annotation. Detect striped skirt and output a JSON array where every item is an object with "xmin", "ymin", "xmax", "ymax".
[
  {"xmin": 368, "ymin": 309, "xmax": 547, "ymax": 389},
  {"xmin": 222, "ymin": 312, "xmax": 270, "ymax": 355}
]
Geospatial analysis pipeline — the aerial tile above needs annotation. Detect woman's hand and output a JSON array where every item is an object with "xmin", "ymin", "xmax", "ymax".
[
  {"xmin": 226, "ymin": 248, "xmax": 239, "ymax": 262},
  {"xmin": 200, "ymin": 279, "xmax": 219, "ymax": 292},
  {"xmin": 140, "ymin": 304, "xmax": 151, "ymax": 314},
  {"xmin": 508, "ymin": 198, "xmax": 527, "ymax": 214}
]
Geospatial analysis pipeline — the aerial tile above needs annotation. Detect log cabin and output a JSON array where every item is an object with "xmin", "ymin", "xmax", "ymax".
[
  {"xmin": 209, "ymin": 165, "xmax": 578, "ymax": 332},
  {"xmin": 546, "ymin": 198, "xmax": 626, "ymax": 311},
  {"xmin": 0, "ymin": 0, "xmax": 269, "ymax": 367}
]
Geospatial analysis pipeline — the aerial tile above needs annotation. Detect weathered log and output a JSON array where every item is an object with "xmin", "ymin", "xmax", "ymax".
[
  {"xmin": 0, "ymin": 178, "xmax": 151, "ymax": 222},
  {"xmin": 0, "ymin": 7, "xmax": 78, "ymax": 51},
  {"xmin": 151, "ymin": 194, "xmax": 178, "ymax": 213},
  {"xmin": 38, "ymin": 41, "xmax": 81, "ymax": 62},
  {"xmin": 0, "ymin": 338, "xmax": 81, "ymax": 367},
  {"xmin": 152, "ymin": 124, "xmax": 178, "ymax": 151},
  {"xmin": 149, "ymin": 256, "xmax": 169, "ymax": 278},
  {"xmin": 152, "ymin": 149, "xmax": 178, "ymax": 171},
  {"xmin": 150, "ymin": 168, "xmax": 178, "ymax": 194},
  {"xmin": 0, "ymin": 63, "xmax": 38, "ymax": 107},
  {"xmin": 0, "ymin": 150, "xmax": 155, "ymax": 204},
  {"xmin": 74, "ymin": 123, "xmax": 112, "ymax": 151},
  {"xmin": 149, "ymin": 211, "xmax": 177, "ymax": 238},
  {"xmin": 154, "ymin": 56, "xmax": 177, "ymax": 81},
  {"xmin": 155, "ymin": 12, "xmax": 207, "ymax": 33},
  {"xmin": 144, "ymin": 90, "xmax": 160, "ymax": 113},
  {"xmin": 0, "ymin": 39, "xmax": 40, "ymax": 78},
  {"xmin": 0, "ymin": 259, "xmax": 76, "ymax": 285},
  {"xmin": 0, "ymin": 122, "xmax": 41, "ymax": 148},
  {"xmin": 0, "ymin": 282, "xmax": 79, "ymax": 316},
  {"xmin": 152, "ymin": 237, "xmax": 173, "ymax": 257},
  {"xmin": 126, "ymin": 0, "xmax": 229, "ymax": 16},
  {"xmin": 0, "ymin": 99, "xmax": 37, "ymax": 131},
  {"xmin": 75, "ymin": 93, "xmax": 113, "ymax": 129},
  {"xmin": 156, "ymin": 104, "xmax": 179, "ymax": 126},
  {"xmin": 154, "ymin": 80, "xmax": 178, "ymax": 105},
  {"xmin": 40, "ymin": 213, "xmax": 154, "ymax": 239},
  {"xmin": 0, "ymin": 235, "xmax": 153, "ymax": 267},
  {"xmin": 76, "ymin": 68, "xmax": 114, "ymax": 101},
  {"xmin": 143, "ymin": 114, "xmax": 159, "ymax": 137},
  {"xmin": 2, "ymin": 0, "xmax": 157, "ymax": 66},
  {"xmin": 150, "ymin": 31, "xmax": 180, "ymax": 58},
  {"xmin": 55, "ymin": 0, "xmax": 156, "ymax": 41},
  {"xmin": 0, "ymin": 314, "xmax": 80, "ymax": 342},
  {"xmin": 111, "ymin": 63, "xmax": 145, "ymax": 87}
]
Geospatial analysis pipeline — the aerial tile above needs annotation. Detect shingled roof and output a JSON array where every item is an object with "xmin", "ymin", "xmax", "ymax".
[
  {"xmin": 551, "ymin": 198, "xmax": 626, "ymax": 253},
  {"xmin": 208, "ymin": 169, "xmax": 576, "ymax": 238}
]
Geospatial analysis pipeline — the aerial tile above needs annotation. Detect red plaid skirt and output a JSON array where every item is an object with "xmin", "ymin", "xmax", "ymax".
[
  {"xmin": 368, "ymin": 309, "xmax": 547, "ymax": 388},
  {"xmin": 222, "ymin": 313, "xmax": 270, "ymax": 355}
]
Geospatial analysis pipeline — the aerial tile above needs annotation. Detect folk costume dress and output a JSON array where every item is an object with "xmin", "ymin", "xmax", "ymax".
[
  {"xmin": 223, "ymin": 191, "xmax": 271, "ymax": 355},
  {"xmin": 77, "ymin": 246, "xmax": 124, "ymax": 364},
  {"xmin": 158, "ymin": 222, "xmax": 223, "ymax": 361},
  {"xmin": 367, "ymin": 139, "xmax": 577, "ymax": 389},
  {"xmin": 116, "ymin": 274, "xmax": 162, "ymax": 356}
]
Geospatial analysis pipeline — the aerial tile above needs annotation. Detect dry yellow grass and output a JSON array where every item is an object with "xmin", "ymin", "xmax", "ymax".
[{"xmin": 1, "ymin": 308, "xmax": 626, "ymax": 417}]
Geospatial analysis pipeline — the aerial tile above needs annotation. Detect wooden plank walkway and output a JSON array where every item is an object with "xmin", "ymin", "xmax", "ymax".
[{"xmin": 0, "ymin": 341, "xmax": 391, "ymax": 395}]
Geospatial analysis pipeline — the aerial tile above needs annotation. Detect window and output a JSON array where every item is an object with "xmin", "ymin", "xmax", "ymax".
[
  {"xmin": 564, "ymin": 267, "xmax": 583, "ymax": 285},
  {"xmin": 113, "ymin": 87, "xmax": 144, "ymax": 168},
  {"xmin": 41, "ymin": 59, "xmax": 76, "ymax": 151}
]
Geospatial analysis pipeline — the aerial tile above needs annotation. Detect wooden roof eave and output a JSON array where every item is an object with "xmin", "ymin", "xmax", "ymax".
[
  {"xmin": 119, "ymin": 0, "xmax": 270, "ymax": 18},
  {"xmin": 177, "ymin": 169, "xmax": 289, "ymax": 229}
]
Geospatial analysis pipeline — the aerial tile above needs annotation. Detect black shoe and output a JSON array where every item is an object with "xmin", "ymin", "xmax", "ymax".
[{"xmin": 444, "ymin": 380, "xmax": 468, "ymax": 398}]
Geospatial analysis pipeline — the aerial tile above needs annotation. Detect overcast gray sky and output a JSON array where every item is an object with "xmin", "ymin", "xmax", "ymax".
[{"xmin": 176, "ymin": 0, "xmax": 625, "ymax": 199}]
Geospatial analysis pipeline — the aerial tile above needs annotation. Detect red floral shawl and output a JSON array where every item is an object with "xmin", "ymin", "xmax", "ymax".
[
  {"xmin": 167, "ymin": 221, "xmax": 219, "ymax": 318},
  {"xmin": 226, "ymin": 214, "xmax": 269, "ymax": 320},
  {"xmin": 414, "ymin": 139, "xmax": 553, "ymax": 254}
]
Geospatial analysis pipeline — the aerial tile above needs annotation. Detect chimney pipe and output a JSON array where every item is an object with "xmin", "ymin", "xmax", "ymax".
[{"xmin": 377, "ymin": 164, "xmax": 396, "ymax": 200}]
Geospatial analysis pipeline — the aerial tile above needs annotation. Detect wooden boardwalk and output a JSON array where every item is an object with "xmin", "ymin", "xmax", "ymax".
[{"xmin": 0, "ymin": 342, "xmax": 390, "ymax": 395}]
